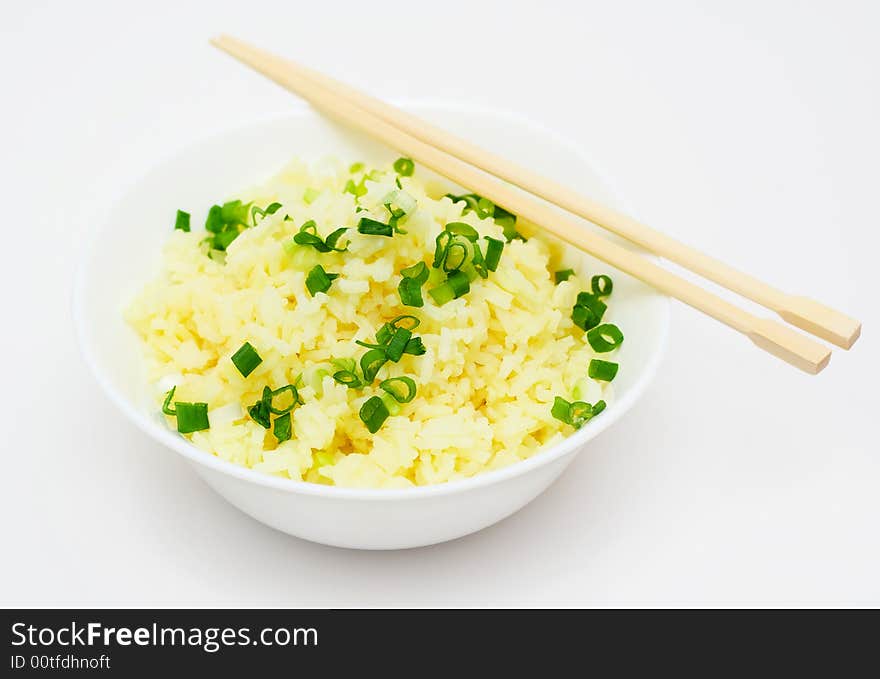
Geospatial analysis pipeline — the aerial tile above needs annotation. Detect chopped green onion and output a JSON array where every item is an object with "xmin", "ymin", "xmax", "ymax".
[
  {"xmin": 475, "ymin": 197, "xmax": 494, "ymax": 219},
  {"xmin": 267, "ymin": 384, "xmax": 299, "ymax": 415},
  {"xmin": 572, "ymin": 292, "xmax": 608, "ymax": 331},
  {"xmin": 550, "ymin": 396, "xmax": 594, "ymax": 430},
  {"xmin": 174, "ymin": 210, "xmax": 190, "ymax": 232},
  {"xmin": 231, "ymin": 341, "xmax": 262, "ymax": 377},
  {"xmin": 203, "ymin": 199, "xmax": 254, "ymax": 252},
  {"xmin": 360, "ymin": 349, "xmax": 387, "ymax": 384},
  {"xmin": 484, "ymin": 237, "xmax": 504, "ymax": 271},
  {"xmin": 305, "ymin": 265, "xmax": 339, "ymax": 296},
  {"xmin": 389, "ymin": 315, "xmax": 420, "ymax": 330},
  {"xmin": 293, "ymin": 220, "xmax": 348, "ymax": 253},
  {"xmin": 162, "ymin": 387, "xmax": 177, "ymax": 416},
  {"xmin": 251, "ymin": 202, "xmax": 282, "ymax": 225},
  {"xmin": 401, "ymin": 261, "xmax": 429, "ymax": 283},
  {"xmin": 375, "ymin": 324, "xmax": 393, "ymax": 346},
  {"xmin": 205, "ymin": 205, "xmax": 224, "ymax": 233},
  {"xmin": 220, "ymin": 199, "xmax": 250, "ymax": 225},
  {"xmin": 592, "ymin": 400, "xmax": 607, "ymax": 416},
  {"xmin": 442, "ymin": 241, "xmax": 469, "ymax": 272},
  {"xmin": 551, "ymin": 396, "xmax": 571, "ymax": 424},
  {"xmin": 404, "ymin": 337, "xmax": 426, "ymax": 356},
  {"xmin": 324, "ymin": 228, "xmax": 348, "ymax": 251},
  {"xmin": 393, "ymin": 157, "xmax": 415, "ymax": 176},
  {"xmin": 303, "ymin": 188, "xmax": 320, "ymax": 204},
  {"xmin": 555, "ymin": 269, "xmax": 575, "ymax": 284},
  {"xmin": 332, "ymin": 370, "xmax": 362, "ymax": 388},
  {"xmin": 428, "ymin": 270, "xmax": 470, "ymax": 305},
  {"xmin": 432, "ymin": 231, "xmax": 453, "ymax": 268},
  {"xmin": 344, "ymin": 178, "xmax": 367, "ymax": 198},
  {"xmin": 273, "ymin": 411, "xmax": 292, "ymax": 443},
  {"xmin": 591, "ymin": 274, "xmax": 613, "ymax": 297},
  {"xmin": 588, "ymin": 359, "xmax": 619, "ymax": 382},
  {"xmin": 385, "ymin": 328, "xmax": 412, "ymax": 362},
  {"xmin": 349, "ymin": 162, "xmax": 364, "ymax": 174},
  {"xmin": 399, "ymin": 277, "xmax": 424, "ymax": 307},
  {"xmin": 213, "ymin": 227, "xmax": 240, "ymax": 251},
  {"xmin": 359, "ymin": 395, "xmax": 390, "ymax": 433},
  {"xmin": 472, "ymin": 242, "xmax": 489, "ymax": 279},
  {"xmin": 568, "ymin": 401, "xmax": 593, "ymax": 428},
  {"xmin": 357, "ymin": 217, "xmax": 394, "ymax": 237},
  {"xmin": 174, "ymin": 402, "xmax": 210, "ymax": 434},
  {"xmin": 571, "ymin": 305, "xmax": 600, "ymax": 331},
  {"xmin": 444, "ymin": 221, "xmax": 479, "ymax": 241},
  {"xmin": 586, "ymin": 323, "xmax": 624, "ymax": 352},
  {"xmin": 248, "ymin": 387, "xmax": 272, "ymax": 429},
  {"xmin": 330, "ymin": 357, "xmax": 357, "ymax": 373},
  {"xmin": 380, "ymin": 391, "xmax": 402, "ymax": 415},
  {"xmin": 382, "ymin": 189, "xmax": 417, "ymax": 218},
  {"xmin": 379, "ymin": 376, "xmax": 417, "ymax": 403}
]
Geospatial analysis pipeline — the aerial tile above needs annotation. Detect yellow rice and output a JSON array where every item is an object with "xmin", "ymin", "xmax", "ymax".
[{"xmin": 125, "ymin": 158, "xmax": 614, "ymax": 488}]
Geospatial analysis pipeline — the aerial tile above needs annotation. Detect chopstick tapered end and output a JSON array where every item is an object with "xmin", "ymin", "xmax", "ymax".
[
  {"xmin": 778, "ymin": 296, "xmax": 861, "ymax": 350},
  {"xmin": 749, "ymin": 319, "xmax": 832, "ymax": 375}
]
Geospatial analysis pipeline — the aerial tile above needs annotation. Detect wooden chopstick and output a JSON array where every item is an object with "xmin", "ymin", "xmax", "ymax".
[
  {"xmin": 245, "ymin": 47, "xmax": 861, "ymax": 353},
  {"xmin": 211, "ymin": 35, "xmax": 833, "ymax": 374}
]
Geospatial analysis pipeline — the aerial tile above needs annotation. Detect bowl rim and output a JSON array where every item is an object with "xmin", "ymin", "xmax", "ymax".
[{"xmin": 73, "ymin": 101, "xmax": 670, "ymax": 501}]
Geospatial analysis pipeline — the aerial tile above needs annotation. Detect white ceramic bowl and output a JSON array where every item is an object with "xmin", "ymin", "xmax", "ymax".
[{"xmin": 74, "ymin": 104, "xmax": 669, "ymax": 549}]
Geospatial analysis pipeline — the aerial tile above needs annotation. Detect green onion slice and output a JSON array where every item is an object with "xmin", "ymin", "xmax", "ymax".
[
  {"xmin": 268, "ymin": 385, "xmax": 299, "ymax": 415},
  {"xmin": 293, "ymin": 220, "xmax": 348, "ymax": 253},
  {"xmin": 572, "ymin": 293, "xmax": 608, "ymax": 331},
  {"xmin": 550, "ymin": 396, "xmax": 597, "ymax": 430},
  {"xmin": 555, "ymin": 269, "xmax": 575, "ymax": 284},
  {"xmin": 551, "ymin": 396, "xmax": 571, "ymax": 424},
  {"xmin": 360, "ymin": 349, "xmax": 387, "ymax": 384},
  {"xmin": 359, "ymin": 395, "xmax": 390, "ymax": 434},
  {"xmin": 162, "ymin": 387, "xmax": 177, "ymax": 416},
  {"xmin": 444, "ymin": 221, "xmax": 479, "ymax": 241},
  {"xmin": 332, "ymin": 370, "xmax": 362, "ymax": 388},
  {"xmin": 588, "ymin": 359, "xmax": 619, "ymax": 382},
  {"xmin": 174, "ymin": 210, "xmax": 191, "ymax": 232},
  {"xmin": 586, "ymin": 324, "xmax": 624, "ymax": 352},
  {"xmin": 571, "ymin": 304, "xmax": 600, "ymax": 332},
  {"xmin": 404, "ymin": 337, "xmax": 426, "ymax": 356},
  {"xmin": 273, "ymin": 411, "xmax": 292, "ymax": 443},
  {"xmin": 591, "ymin": 275, "xmax": 613, "ymax": 297},
  {"xmin": 398, "ymin": 278, "xmax": 424, "ymax": 307},
  {"xmin": 248, "ymin": 389, "xmax": 272, "ymax": 429},
  {"xmin": 385, "ymin": 327, "xmax": 412, "ymax": 363},
  {"xmin": 251, "ymin": 202, "xmax": 282, "ymax": 225},
  {"xmin": 379, "ymin": 376, "xmax": 417, "ymax": 404},
  {"xmin": 349, "ymin": 162, "xmax": 365, "ymax": 174},
  {"xmin": 357, "ymin": 217, "xmax": 394, "ymax": 237},
  {"xmin": 442, "ymin": 241, "xmax": 469, "ymax": 272},
  {"xmin": 393, "ymin": 157, "xmax": 415, "ymax": 176},
  {"xmin": 174, "ymin": 402, "xmax": 210, "ymax": 434},
  {"xmin": 400, "ymin": 261, "xmax": 429, "ymax": 283},
  {"xmin": 330, "ymin": 357, "xmax": 357, "ymax": 373},
  {"xmin": 432, "ymin": 231, "xmax": 453, "ymax": 269},
  {"xmin": 324, "ymin": 227, "xmax": 349, "ymax": 251},
  {"xmin": 592, "ymin": 400, "xmax": 607, "ymax": 416},
  {"xmin": 484, "ymin": 237, "xmax": 504, "ymax": 271},
  {"xmin": 388, "ymin": 315, "xmax": 420, "ymax": 331},
  {"xmin": 230, "ymin": 341, "xmax": 262, "ymax": 378},
  {"xmin": 568, "ymin": 401, "xmax": 593, "ymax": 429},
  {"xmin": 305, "ymin": 265, "xmax": 339, "ymax": 296},
  {"xmin": 428, "ymin": 270, "xmax": 470, "ymax": 306}
]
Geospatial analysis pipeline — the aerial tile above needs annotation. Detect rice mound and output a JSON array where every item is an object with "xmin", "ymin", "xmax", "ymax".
[{"xmin": 125, "ymin": 158, "xmax": 613, "ymax": 488}]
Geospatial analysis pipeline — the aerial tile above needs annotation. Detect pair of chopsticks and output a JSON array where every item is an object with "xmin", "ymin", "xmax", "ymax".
[{"xmin": 211, "ymin": 35, "xmax": 861, "ymax": 374}]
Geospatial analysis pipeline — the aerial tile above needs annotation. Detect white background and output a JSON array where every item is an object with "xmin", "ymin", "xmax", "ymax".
[{"xmin": 1, "ymin": 0, "xmax": 878, "ymax": 606}]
